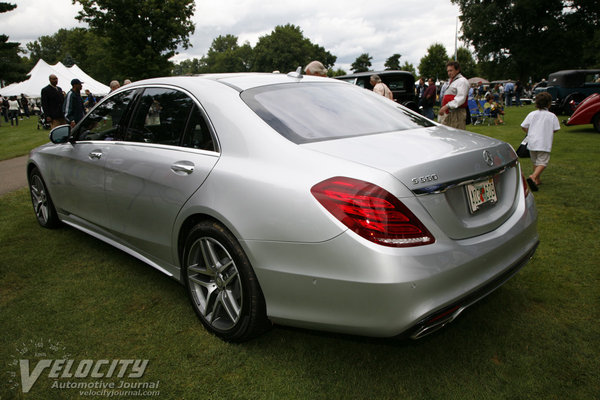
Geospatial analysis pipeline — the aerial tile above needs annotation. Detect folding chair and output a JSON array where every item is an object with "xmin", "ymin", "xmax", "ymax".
[
  {"xmin": 482, "ymin": 103, "xmax": 496, "ymax": 126},
  {"xmin": 468, "ymin": 99, "xmax": 483, "ymax": 125}
]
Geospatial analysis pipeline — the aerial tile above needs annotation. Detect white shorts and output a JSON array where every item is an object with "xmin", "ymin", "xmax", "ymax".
[{"xmin": 530, "ymin": 151, "xmax": 550, "ymax": 167}]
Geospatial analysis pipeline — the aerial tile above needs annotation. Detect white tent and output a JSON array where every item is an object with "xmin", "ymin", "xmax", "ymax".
[{"xmin": 0, "ymin": 59, "xmax": 110, "ymax": 98}]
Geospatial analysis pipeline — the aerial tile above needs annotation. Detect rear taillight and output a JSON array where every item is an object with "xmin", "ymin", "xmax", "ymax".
[{"xmin": 311, "ymin": 177, "xmax": 435, "ymax": 247}]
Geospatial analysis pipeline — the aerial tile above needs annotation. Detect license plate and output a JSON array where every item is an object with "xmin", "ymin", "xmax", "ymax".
[{"xmin": 466, "ymin": 178, "xmax": 497, "ymax": 213}]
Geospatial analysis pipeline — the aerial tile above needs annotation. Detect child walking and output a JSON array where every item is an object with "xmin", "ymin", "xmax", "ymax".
[{"xmin": 520, "ymin": 92, "xmax": 560, "ymax": 191}]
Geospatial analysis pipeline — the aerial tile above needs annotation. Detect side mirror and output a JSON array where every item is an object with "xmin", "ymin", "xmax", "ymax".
[{"xmin": 49, "ymin": 124, "xmax": 71, "ymax": 144}]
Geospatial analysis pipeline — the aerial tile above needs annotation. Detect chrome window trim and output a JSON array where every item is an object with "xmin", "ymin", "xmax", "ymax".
[
  {"xmin": 72, "ymin": 139, "xmax": 220, "ymax": 157},
  {"xmin": 83, "ymin": 83, "xmax": 222, "ymax": 153}
]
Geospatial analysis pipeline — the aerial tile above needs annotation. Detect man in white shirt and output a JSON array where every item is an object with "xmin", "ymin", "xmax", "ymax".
[{"xmin": 439, "ymin": 61, "xmax": 470, "ymax": 129}]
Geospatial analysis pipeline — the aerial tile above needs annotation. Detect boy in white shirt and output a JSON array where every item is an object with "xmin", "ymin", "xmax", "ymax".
[{"xmin": 521, "ymin": 92, "xmax": 560, "ymax": 191}]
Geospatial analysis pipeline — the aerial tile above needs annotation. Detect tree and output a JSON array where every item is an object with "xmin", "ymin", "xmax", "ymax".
[
  {"xmin": 400, "ymin": 61, "xmax": 417, "ymax": 78},
  {"xmin": 0, "ymin": 1, "xmax": 16, "ymax": 12},
  {"xmin": 328, "ymin": 68, "xmax": 347, "ymax": 77},
  {"xmin": 26, "ymin": 28, "xmax": 113, "ymax": 83},
  {"xmin": 75, "ymin": 0, "xmax": 195, "ymax": 80},
  {"xmin": 251, "ymin": 24, "xmax": 336, "ymax": 73},
  {"xmin": 456, "ymin": 47, "xmax": 477, "ymax": 79},
  {"xmin": 351, "ymin": 53, "xmax": 372, "ymax": 73},
  {"xmin": 451, "ymin": 0, "xmax": 600, "ymax": 81},
  {"xmin": 0, "ymin": 2, "xmax": 28, "ymax": 85},
  {"xmin": 418, "ymin": 43, "xmax": 449, "ymax": 81},
  {"xmin": 384, "ymin": 54, "xmax": 402, "ymax": 70},
  {"xmin": 171, "ymin": 58, "xmax": 205, "ymax": 75},
  {"xmin": 200, "ymin": 35, "xmax": 252, "ymax": 73}
]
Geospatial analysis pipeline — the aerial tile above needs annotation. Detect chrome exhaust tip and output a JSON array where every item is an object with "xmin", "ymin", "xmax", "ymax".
[{"xmin": 410, "ymin": 305, "xmax": 466, "ymax": 339}]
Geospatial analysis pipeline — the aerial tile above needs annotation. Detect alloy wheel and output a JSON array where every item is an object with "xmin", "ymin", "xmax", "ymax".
[{"xmin": 186, "ymin": 236, "xmax": 243, "ymax": 331}]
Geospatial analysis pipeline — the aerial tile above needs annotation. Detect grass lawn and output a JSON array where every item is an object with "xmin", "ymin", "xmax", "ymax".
[
  {"xmin": 1, "ymin": 106, "xmax": 599, "ymax": 399},
  {"xmin": 0, "ymin": 116, "xmax": 51, "ymax": 161}
]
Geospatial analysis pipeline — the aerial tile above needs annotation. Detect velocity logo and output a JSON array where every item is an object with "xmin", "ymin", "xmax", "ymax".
[
  {"xmin": 19, "ymin": 359, "xmax": 149, "ymax": 393},
  {"xmin": 8, "ymin": 339, "xmax": 155, "ymax": 396}
]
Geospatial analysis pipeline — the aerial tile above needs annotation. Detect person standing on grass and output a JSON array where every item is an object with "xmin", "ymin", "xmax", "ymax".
[
  {"xmin": 439, "ymin": 61, "xmax": 469, "ymax": 129},
  {"xmin": 8, "ymin": 96, "xmax": 20, "ymax": 126},
  {"xmin": 20, "ymin": 93, "xmax": 30, "ymax": 119},
  {"xmin": 0, "ymin": 95, "xmax": 4, "ymax": 126},
  {"xmin": 370, "ymin": 74, "xmax": 393, "ymax": 100},
  {"xmin": 521, "ymin": 92, "xmax": 560, "ymax": 191},
  {"xmin": 41, "ymin": 74, "xmax": 66, "ymax": 129},
  {"xmin": 422, "ymin": 78, "xmax": 437, "ymax": 119},
  {"xmin": 64, "ymin": 79, "xmax": 85, "ymax": 128}
]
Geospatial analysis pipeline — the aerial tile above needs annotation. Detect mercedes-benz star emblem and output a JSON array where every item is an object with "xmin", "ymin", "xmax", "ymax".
[{"xmin": 483, "ymin": 150, "xmax": 494, "ymax": 167}]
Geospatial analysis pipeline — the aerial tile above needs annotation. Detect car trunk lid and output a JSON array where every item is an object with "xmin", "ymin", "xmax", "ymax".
[{"xmin": 303, "ymin": 126, "xmax": 521, "ymax": 240}]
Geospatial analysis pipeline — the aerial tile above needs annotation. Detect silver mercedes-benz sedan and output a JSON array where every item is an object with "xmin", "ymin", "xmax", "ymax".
[{"xmin": 27, "ymin": 72, "xmax": 538, "ymax": 341}]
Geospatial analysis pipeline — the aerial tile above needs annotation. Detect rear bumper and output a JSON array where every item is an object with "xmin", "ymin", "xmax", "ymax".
[
  {"xmin": 406, "ymin": 240, "xmax": 538, "ymax": 339},
  {"xmin": 242, "ymin": 194, "xmax": 538, "ymax": 338}
]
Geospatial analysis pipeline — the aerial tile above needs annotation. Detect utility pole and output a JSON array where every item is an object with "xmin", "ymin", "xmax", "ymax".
[{"xmin": 454, "ymin": 17, "xmax": 458, "ymax": 61}]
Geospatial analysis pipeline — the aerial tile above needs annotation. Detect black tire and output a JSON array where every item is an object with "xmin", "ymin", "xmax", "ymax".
[
  {"xmin": 182, "ymin": 220, "xmax": 270, "ymax": 341},
  {"xmin": 562, "ymin": 93, "xmax": 586, "ymax": 115},
  {"xmin": 402, "ymin": 100, "xmax": 419, "ymax": 112},
  {"xmin": 28, "ymin": 167, "xmax": 60, "ymax": 228},
  {"xmin": 593, "ymin": 113, "xmax": 600, "ymax": 133}
]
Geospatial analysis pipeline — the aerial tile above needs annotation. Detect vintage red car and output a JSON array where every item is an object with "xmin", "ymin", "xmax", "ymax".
[{"xmin": 565, "ymin": 93, "xmax": 600, "ymax": 132}]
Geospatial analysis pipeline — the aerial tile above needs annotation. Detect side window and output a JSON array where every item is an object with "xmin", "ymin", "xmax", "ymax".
[
  {"xmin": 76, "ymin": 90, "xmax": 137, "ymax": 141},
  {"xmin": 584, "ymin": 73, "xmax": 600, "ymax": 85},
  {"xmin": 387, "ymin": 78, "xmax": 406, "ymax": 91},
  {"xmin": 181, "ymin": 105, "xmax": 216, "ymax": 152},
  {"xmin": 125, "ymin": 88, "xmax": 194, "ymax": 146},
  {"xmin": 356, "ymin": 78, "xmax": 367, "ymax": 89}
]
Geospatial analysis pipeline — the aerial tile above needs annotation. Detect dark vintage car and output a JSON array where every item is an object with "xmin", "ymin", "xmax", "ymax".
[
  {"xmin": 534, "ymin": 69, "xmax": 600, "ymax": 115},
  {"xmin": 565, "ymin": 93, "xmax": 600, "ymax": 132},
  {"xmin": 335, "ymin": 70, "xmax": 418, "ymax": 111}
]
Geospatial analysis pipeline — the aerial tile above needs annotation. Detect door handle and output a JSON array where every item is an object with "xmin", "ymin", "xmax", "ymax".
[
  {"xmin": 171, "ymin": 161, "xmax": 195, "ymax": 175},
  {"xmin": 89, "ymin": 151, "xmax": 102, "ymax": 160}
]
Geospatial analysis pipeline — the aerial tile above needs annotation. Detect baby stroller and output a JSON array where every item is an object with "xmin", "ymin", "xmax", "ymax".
[{"xmin": 37, "ymin": 112, "xmax": 51, "ymax": 130}]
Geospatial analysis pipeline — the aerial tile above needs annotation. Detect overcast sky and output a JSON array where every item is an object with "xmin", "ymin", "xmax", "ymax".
[{"xmin": 3, "ymin": 0, "xmax": 463, "ymax": 74}]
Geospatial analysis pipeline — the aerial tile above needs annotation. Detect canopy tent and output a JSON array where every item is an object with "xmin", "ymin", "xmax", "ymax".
[
  {"xmin": 467, "ymin": 77, "xmax": 490, "ymax": 85},
  {"xmin": 0, "ymin": 59, "xmax": 110, "ymax": 98}
]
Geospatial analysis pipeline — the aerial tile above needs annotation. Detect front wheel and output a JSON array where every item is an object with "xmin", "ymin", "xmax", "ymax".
[
  {"xmin": 182, "ymin": 220, "xmax": 270, "ymax": 341},
  {"xmin": 562, "ymin": 93, "xmax": 586, "ymax": 115},
  {"xmin": 29, "ymin": 167, "xmax": 60, "ymax": 228}
]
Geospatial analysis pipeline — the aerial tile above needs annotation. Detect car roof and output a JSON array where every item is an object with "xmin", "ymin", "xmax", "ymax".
[
  {"xmin": 547, "ymin": 69, "xmax": 600, "ymax": 88},
  {"xmin": 548, "ymin": 69, "xmax": 600, "ymax": 77},
  {"xmin": 124, "ymin": 72, "xmax": 340, "ymax": 93},
  {"xmin": 335, "ymin": 70, "xmax": 414, "ymax": 79}
]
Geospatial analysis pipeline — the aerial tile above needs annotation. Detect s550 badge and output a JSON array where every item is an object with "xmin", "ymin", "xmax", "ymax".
[{"xmin": 412, "ymin": 174, "xmax": 439, "ymax": 185}]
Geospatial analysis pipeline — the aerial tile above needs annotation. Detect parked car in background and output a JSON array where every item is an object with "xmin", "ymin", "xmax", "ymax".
[
  {"xmin": 335, "ymin": 70, "xmax": 419, "ymax": 111},
  {"xmin": 565, "ymin": 93, "xmax": 600, "ymax": 132},
  {"xmin": 27, "ymin": 73, "xmax": 539, "ymax": 342},
  {"xmin": 534, "ymin": 69, "xmax": 600, "ymax": 115}
]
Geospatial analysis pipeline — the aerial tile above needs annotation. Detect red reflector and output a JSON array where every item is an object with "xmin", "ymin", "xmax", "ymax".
[
  {"xmin": 521, "ymin": 173, "xmax": 529, "ymax": 198},
  {"xmin": 311, "ymin": 177, "xmax": 435, "ymax": 247}
]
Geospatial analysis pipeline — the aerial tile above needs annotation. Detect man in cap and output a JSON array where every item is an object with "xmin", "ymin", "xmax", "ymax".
[{"xmin": 64, "ymin": 78, "xmax": 85, "ymax": 127}]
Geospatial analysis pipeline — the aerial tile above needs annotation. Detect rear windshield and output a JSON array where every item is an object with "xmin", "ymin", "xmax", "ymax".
[{"xmin": 241, "ymin": 82, "xmax": 434, "ymax": 144}]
